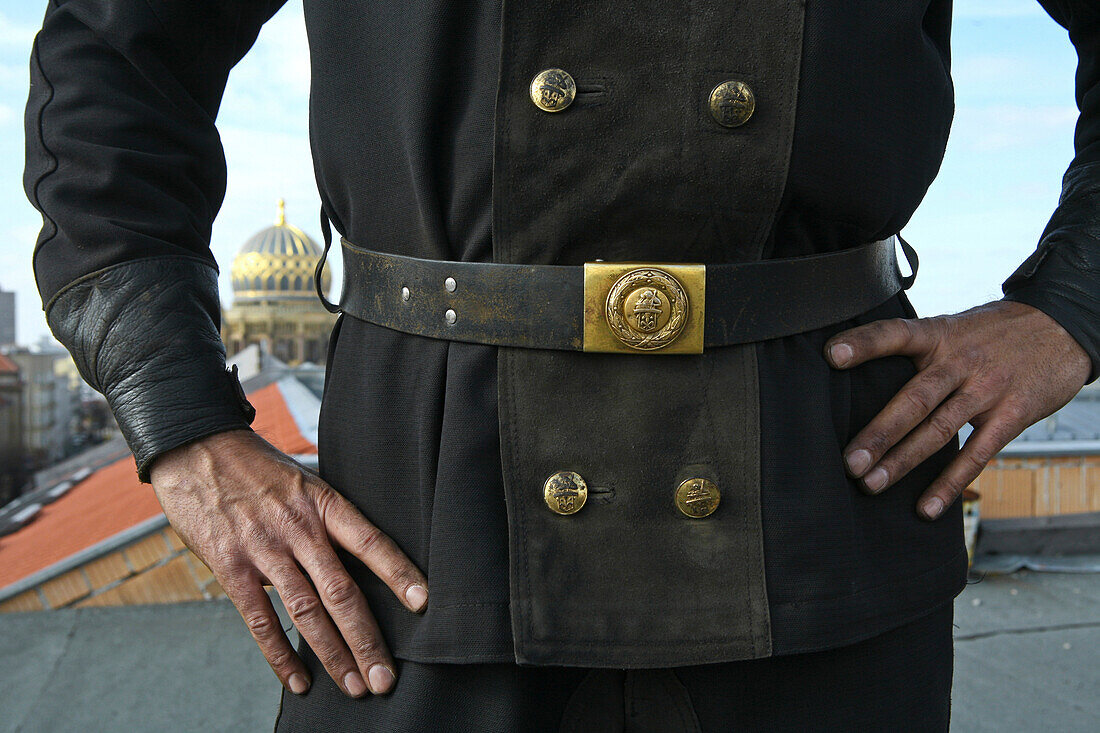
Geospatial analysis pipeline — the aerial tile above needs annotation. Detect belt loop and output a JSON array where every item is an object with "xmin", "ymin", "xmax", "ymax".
[
  {"xmin": 315, "ymin": 205, "xmax": 341, "ymax": 314},
  {"xmin": 896, "ymin": 234, "xmax": 919, "ymax": 290}
]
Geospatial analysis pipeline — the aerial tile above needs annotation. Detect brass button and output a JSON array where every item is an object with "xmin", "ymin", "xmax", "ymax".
[
  {"xmin": 708, "ymin": 80, "xmax": 755, "ymax": 128},
  {"xmin": 676, "ymin": 478, "xmax": 720, "ymax": 518},
  {"xmin": 544, "ymin": 471, "xmax": 587, "ymax": 515},
  {"xmin": 530, "ymin": 69, "xmax": 576, "ymax": 112}
]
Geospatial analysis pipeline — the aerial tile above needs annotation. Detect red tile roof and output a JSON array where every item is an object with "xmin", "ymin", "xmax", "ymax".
[
  {"xmin": 0, "ymin": 380, "xmax": 317, "ymax": 590},
  {"xmin": 0, "ymin": 354, "xmax": 19, "ymax": 374}
]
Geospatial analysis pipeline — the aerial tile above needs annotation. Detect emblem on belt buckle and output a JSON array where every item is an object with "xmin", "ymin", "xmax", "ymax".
[{"xmin": 582, "ymin": 263, "xmax": 705, "ymax": 354}]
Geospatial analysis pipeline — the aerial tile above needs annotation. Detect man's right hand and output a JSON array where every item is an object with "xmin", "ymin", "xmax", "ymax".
[{"xmin": 148, "ymin": 429, "xmax": 428, "ymax": 698}]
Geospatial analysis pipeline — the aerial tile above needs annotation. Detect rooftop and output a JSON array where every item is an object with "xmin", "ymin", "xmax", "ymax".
[
  {"xmin": 0, "ymin": 368, "xmax": 322, "ymax": 597},
  {"xmin": 1, "ymin": 569, "xmax": 1097, "ymax": 731}
]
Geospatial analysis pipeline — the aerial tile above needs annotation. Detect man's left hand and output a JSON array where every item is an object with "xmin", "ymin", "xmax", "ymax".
[{"xmin": 824, "ymin": 300, "xmax": 1091, "ymax": 520}]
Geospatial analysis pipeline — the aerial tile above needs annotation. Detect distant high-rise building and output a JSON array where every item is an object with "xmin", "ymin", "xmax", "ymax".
[
  {"xmin": 0, "ymin": 287, "xmax": 15, "ymax": 348},
  {"xmin": 0, "ymin": 354, "xmax": 25, "ymax": 504},
  {"xmin": 7, "ymin": 346, "xmax": 78, "ymax": 470}
]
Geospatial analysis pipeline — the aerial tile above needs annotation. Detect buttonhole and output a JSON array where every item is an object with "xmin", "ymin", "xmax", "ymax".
[
  {"xmin": 589, "ymin": 485, "xmax": 615, "ymax": 502},
  {"xmin": 574, "ymin": 81, "xmax": 610, "ymax": 107}
]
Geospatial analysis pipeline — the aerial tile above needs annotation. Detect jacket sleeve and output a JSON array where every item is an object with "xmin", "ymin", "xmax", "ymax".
[
  {"xmin": 1003, "ymin": 1, "xmax": 1100, "ymax": 382},
  {"xmin": 25, "ymin": 0, "xmax": 286, "ymax": 481}
]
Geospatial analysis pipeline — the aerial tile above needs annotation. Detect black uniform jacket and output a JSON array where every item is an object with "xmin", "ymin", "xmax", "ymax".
[{"xmin": 25, "ymin": 0, "xmax": 1100, "ymax": 666}]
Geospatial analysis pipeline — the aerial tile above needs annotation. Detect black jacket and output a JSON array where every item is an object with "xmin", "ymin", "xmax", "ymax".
[{"xmin": 25, "ymin": 0, "xmax": 1100, "ymax": 666}]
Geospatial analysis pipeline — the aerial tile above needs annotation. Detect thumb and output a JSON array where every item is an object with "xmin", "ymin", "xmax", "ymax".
[{"xmin": 825, "ymin": 317, "xmax": 940, "ymax": 369}]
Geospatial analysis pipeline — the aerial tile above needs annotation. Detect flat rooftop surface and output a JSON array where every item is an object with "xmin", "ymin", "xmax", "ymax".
[{"xmin": 1, "ymin": 569, "xmax": 1098, "ymax": 731}]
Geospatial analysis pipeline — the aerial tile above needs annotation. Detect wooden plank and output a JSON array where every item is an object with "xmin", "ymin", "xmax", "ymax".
[
  {"xmin": 0, "ymin": 590, "xmax": 45, "ymax": 613},
  {"xmin": 75, "ymin": 555, "xmax": 203, "ymax": 608},
  {"xmin": 83, "ymin": 551, "xmax": 132, "ymax": 590},
  {"xmin": 122, "ymin": 533, "xmax": 173, "ymax": 572},
  {"xmin": 1034, "ymin": 461, "xmax": 1055, "ymax": 517},
  {"xmin": 1089, "ymin": 466, "xmax": 1100, "ymax": 513},
  {"xmin": 40, "ymin": 568, "xmax": 92, "ymax": 608},
  {"xmin": 1056, "ymin": 463, "xmax": 1090, "ymax": 515},
  {"xmin": 982, "ymin": 468, "xmax": 1036, "ymax": 519}
]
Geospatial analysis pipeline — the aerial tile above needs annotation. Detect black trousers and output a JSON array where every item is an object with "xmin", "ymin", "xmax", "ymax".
[{"xmin": 275, "ymin": 601, "xmax": 953, "ymax": 732}]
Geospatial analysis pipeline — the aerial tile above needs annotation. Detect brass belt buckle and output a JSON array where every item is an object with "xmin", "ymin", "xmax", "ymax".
[{"xmin": 582, "ymin": 262, "xmax": 706, "ymax": 354}]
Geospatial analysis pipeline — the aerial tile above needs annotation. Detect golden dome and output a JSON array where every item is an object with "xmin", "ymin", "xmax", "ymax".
[{"xmin": 230, "ymin": 199, "xmax": 332, "ymax": 301}]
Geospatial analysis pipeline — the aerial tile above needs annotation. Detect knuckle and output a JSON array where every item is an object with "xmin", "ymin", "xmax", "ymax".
[
  {"xmin": 309, "ymin": 482, "xmax": 339, "ymax": 518},
  {"xmin": 987, "ymin": 426, "xmax": 1017, "ymax": 454},
  {"xmin": 354, "ymin": 525, "xmax": 385, "ymax": 557},
  {"xmin": 267, "ymin": 647, "xmax": 296, "ymax": 671},
  {"xmin": 382, "ymin": 562, "xmax": 416, "ymax": 588},
  {"xmin": 274, "ymin": 501, "xmax": 316, "ymax": 536},
  {"xmin": 211, "ymin": 552, "xmax": 250, "ymax": 579},
  {"xmin": 960, "ymin": 449, "xmax": 990, "ymax": 476},
  {"xmin": 949, "ymin": 390, "xmax": 982, "ymax": 418},
  {"xmin": 936, "ymin": 474, "xmax": 967, "ymax": 501},
  {"xmin": 245, "ymin": 611, "xmax": 278, "ymax": 639},
  {"xmin": 902, "ymin": 386, "xmax": 936, "ymax": 415},
  {"xmin": 351, "ymin": 634, "xmax": 383, "ymax": 660},
  {"xmin": 243, "ymin": 521, "xmax": 278, "ymax": 552},
  {"xmin": 926, "ymin": 413, "xmax": 958, "ymax": 443},
  {"xmin": 862, "ymin": 429, "xmax": 891, "ymax": 455},
  {"xmin": 894, "ymin": 317, "xmax": 919, "ymax": 345},
  {"xmin": 313, "ymin": 640, "xmax": 348, "ymax": 670},
  {"xmin": 321, "ymin": 574, "xmax": 360, "ymax": 608},
  {"xmin": 957, "ymin": 344, "xmax": 988, "ymax": 370},
  {"xmin": 1000, "ymin": 400, "xmax": 1031, "ymax": 426},
  {"xmin": 285, "ymin": 592, "xmax": 322, "ymax": 621}
]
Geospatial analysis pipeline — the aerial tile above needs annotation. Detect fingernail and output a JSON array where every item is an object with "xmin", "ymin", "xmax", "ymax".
[
  {"xmin": 863, "ymin": 467, "xmax": 888, "ymax": 493},
  {"xmin": 923, "ymin": 496, "xmax": 944, "ymax": 520},
  {"xmin": 405, "ymin": 584, "xmax": 428, "ymax": 612},
  {"xmin": 344, "ymin": 671, "xmax": 367, "ymax": 697},
  {"xmin": 369, "ymin": 664, "xmax": 395, "ymax": 694},
  {"xmin": 845, "ymin": 449, "xmax": 872, "ymax": 477},
  {"xmin": 288, "ymin": 673, "xmax": 309, "ymax": 695},
  {"xmin": 829, "ymin": 343, "xmax": 854, "ymax": 367}
]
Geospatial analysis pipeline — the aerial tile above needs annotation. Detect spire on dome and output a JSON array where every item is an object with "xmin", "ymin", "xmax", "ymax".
[{"xmin": 275, "ymin": 198, "xmax": 286, "ymax": 227}]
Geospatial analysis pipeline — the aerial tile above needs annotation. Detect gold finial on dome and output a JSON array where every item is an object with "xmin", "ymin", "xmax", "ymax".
[{"xmin": 275, "ymin": 198, "xmax": 286, "ymax": 227}]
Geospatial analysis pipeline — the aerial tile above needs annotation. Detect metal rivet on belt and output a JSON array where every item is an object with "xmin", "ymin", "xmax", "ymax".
[
  {"xmin": 445, "ymin": 277, "xmax": 457, "ymax": 293},
  {"xmin": 401, "ymin": 286, "xmax": 411, "ymax": 302},
  {"xmin": 444, "ymin": 309, "xmax": 457, "ymax": 325}
]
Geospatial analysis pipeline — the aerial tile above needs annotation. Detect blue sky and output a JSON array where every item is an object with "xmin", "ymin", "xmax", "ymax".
[{"xmin": 0, "ymin": 0, "xmax": 1084, "ymax": 345}]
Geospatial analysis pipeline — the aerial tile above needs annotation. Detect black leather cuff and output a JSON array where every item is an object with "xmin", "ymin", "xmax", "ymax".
[
  {"xmin": 1002, "ymin": 246, "xmax": 1100, "ymax": 384},
  {"xmin": 45, "ymin": 255, "xmax": 256, "ymax": 482},
  {"xmin": 1003, "ymin": 162, "xmax": 1100, "ymax": 383}
]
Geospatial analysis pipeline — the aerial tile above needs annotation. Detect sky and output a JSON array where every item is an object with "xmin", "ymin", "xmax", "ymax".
[{"xmin": 0, "ymin": 0, "xmax": 1085, "ymax": 346}]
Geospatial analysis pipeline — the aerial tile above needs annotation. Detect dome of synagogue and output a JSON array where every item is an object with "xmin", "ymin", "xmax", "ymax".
[{"xmin": 230, "ymin": 199, "xmax": 331, "ymax": 301}]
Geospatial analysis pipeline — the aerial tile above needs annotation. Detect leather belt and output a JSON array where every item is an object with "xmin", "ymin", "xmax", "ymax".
[{"xmin": 335, "ymin": 235, "xmax": 916, "ymax": 353}]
